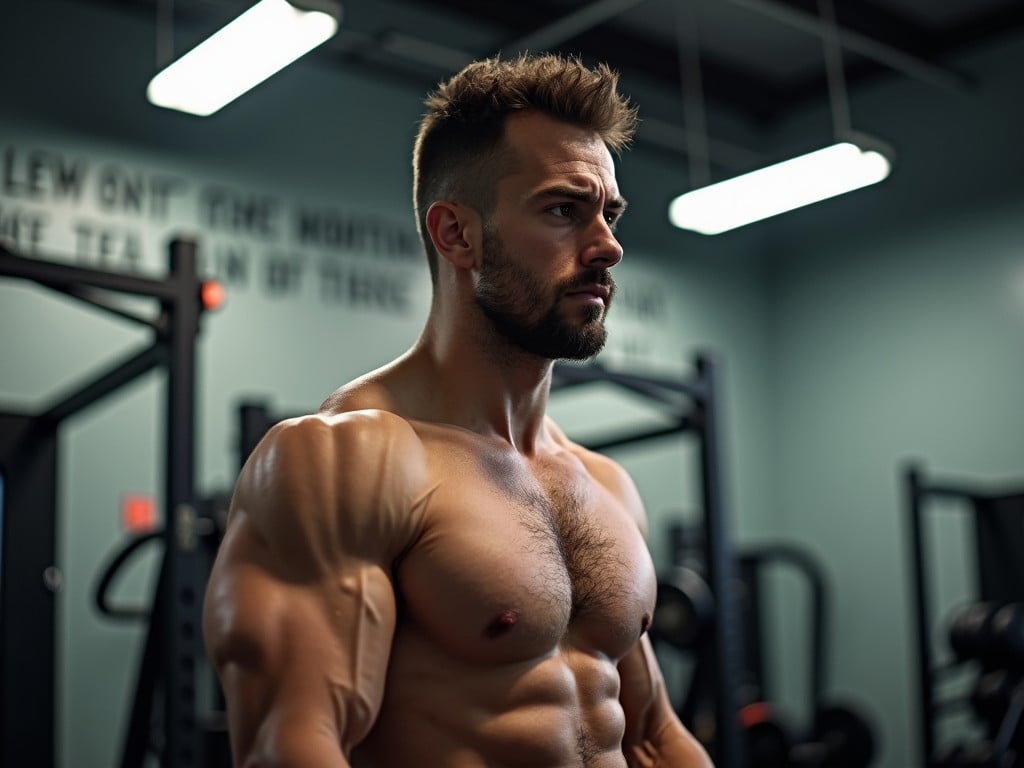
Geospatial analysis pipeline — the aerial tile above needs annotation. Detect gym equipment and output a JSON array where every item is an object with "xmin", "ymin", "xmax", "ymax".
[
  {"xmin": 93, "ymin": 494, "xmax": 231, "ymax": 766},
  {"xmin": 740, "ymin": 702, "xmax": 791, "ymax": 768},
  {"xmin": 972, "ymin": 670, "xmax": 1024, "ymax": 728},
  {"xmin": 651, "ymin": 565, "xmax": 715, "ymax": 650},
  {"xmin": 739, "ymin": 700, "xmax": 876, "ymax": 768},
  {"xmin": 0, "ymin": 239, "xmax": 218, "ymax": 768},
  {"xmin": 792, "ymin": 703, "xmax": 877, "ymax": 768},
  {"xmin": 659, "ymin": 536, "xmax": 880, "ymax": 767},
  {"xmin": 992, "ymin": 605, "xmax": 1024, "ymax": 669},
  {"xmin": 905, "ymin": 464, "xmax": 1024, "ymax": 767},
  {"xmin": 949, "ymin": 603, "xmax": 1024, "ymax": 670},
  {"xmin": 950, "ymin": 602, "xmax": 1002, "ymax": 663}
]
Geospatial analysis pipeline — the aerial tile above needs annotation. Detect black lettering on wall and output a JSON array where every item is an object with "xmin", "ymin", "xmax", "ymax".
[
  {"xmin": 318, "ymin": 259, "xmax": 411, "ymax": 313},
  {"xmin": 73, "ymin": 220, "xmax": 143, "ymax": 270},
  {"xmin": 320, "ymin": 258, "xmax": 345, "ymax": 302},
  {"xmin": 295, "ymin": 206, "xmax": 418, "ymax": 260},
  {"xmin": 96, "ymin": 166, "xmax": 187, "ymax": 219},
  {"xmin": 2, "ymin": 147, "xmax": 87, "ymax": 202},
  {"xmin": 213, "ymin": 243, "xmax": 251, "ymax": 287},
  {"xmin": 0, "ymin": 204, "xmax": 50, "ymax": 254},
  {"xmin": 265, "ymin": 252, "xmax": 304, "ymax": 295},
  {"xmin": 201, "ymin": 186, "xmax": 280, "ymax": 238}
]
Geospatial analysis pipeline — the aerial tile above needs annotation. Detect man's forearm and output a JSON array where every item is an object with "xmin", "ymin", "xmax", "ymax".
[{"xmin": 625, "ymin": 719, "xmax": 714, "ymax": 768}]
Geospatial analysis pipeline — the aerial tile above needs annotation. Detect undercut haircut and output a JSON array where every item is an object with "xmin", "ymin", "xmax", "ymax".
[{"xmin": 412, "ymin": 53, "xmax": 639, "ymax": 283}]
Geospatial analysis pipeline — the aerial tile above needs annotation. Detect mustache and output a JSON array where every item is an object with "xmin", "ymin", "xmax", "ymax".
[{"xmin": 561, "ymin": 269, "xmax": 616, "ymax": 300}]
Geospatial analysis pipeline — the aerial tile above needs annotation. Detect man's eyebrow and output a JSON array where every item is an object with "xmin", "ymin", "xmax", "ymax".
[{"xmin": 533, "ymin": 186, "xmax": 629, "ymax": 212}]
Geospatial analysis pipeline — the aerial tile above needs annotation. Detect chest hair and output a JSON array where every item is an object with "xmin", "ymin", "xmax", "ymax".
[{"xmin": 514, "ymin": 463, "xmax": 628, "ymax": 619}]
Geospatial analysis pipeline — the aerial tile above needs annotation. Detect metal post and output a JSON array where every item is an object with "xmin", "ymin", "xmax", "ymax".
[
  {"xmin": 905, "ymin": 463, "xmax": 934, "ymax": 765},
  {"xmin": 0, "ymin": 415, "xmax": 58, "ymax": 768},
  {"xmin": 164, "ymin": 237, "xmax": 204, "ymax": 768},
  {"xmin": 695, "ymin": 354, "xmax": 746, "ymax": 768}
]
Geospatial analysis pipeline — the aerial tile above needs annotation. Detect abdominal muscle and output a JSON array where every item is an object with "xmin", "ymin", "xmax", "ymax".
[{"xmin": 351, "ymin": 626, "xmax": 629, "ymax": 768}]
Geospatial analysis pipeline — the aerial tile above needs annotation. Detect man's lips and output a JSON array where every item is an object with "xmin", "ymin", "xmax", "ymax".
[{"xmin": 565, "ymin": 284, "xmax": 611, "ymax": 303}]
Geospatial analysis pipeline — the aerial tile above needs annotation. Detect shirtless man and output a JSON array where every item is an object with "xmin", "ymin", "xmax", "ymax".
[{"xmin": 203, "ymin": 53, "xmax": 713, "ymax": 767}]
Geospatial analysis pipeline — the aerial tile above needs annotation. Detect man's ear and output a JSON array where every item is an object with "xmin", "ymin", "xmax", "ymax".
[{"xmin": 425, "ymin": 201, "xmax": 481, "ymax": 271}]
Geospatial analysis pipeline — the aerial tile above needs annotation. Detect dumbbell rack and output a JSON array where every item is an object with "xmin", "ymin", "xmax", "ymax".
[{"xmin": 905, "ymin": 463, "xmax": 1024, "ymax": 766}]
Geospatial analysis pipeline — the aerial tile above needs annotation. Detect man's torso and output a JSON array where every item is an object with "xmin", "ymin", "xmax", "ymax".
[{"xmin": 349, "ymin": 417, "xmax": 658, "ymax": 767}]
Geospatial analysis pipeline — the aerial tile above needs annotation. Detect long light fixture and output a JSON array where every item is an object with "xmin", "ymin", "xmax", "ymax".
[
  {"xmin": 669, "ymin": 138, "xmax": 892, "ymax": 235},
  {"xmin": 669, "ymin": 0, "xmax": 893, "ymax": 235},
  {"xmin": 147, "ymin": 0, "xmax": 341, "ymax": 117}
]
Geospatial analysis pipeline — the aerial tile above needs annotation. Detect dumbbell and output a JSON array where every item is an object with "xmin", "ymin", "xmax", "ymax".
[
  {"xmin": 651, "ymin": 565, "xmax": 715, "ymax": 650},
  {"xmin": 789, "ymin": 704, "xmax": 876, "ymax": 768},
  {"xmin": 991, "ymin": 605, "xmax": 1024, "ymax": 669},
  {"xmin": 950, "ymin": 602, "xmax": 1002, "ymax": 662},
  {"xmin": 739, "ymin": 701, "xmax": 876, "ymax": 768},
  {"xmin": 972, "ymin": 669, "xmax": 1024, "ymax": 727},
  {"xmin": 739, "ymin": 702, "xmax": 791, "ymax": 768},
  {"xmin": 949, "ymin": 603, "xmax": 1024, "ymax": 668}
]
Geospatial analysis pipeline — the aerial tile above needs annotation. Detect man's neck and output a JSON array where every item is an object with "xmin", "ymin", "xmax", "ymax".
[{"xmin": 401, "ymin": 319, "xmax": 558, "ymax": 454}]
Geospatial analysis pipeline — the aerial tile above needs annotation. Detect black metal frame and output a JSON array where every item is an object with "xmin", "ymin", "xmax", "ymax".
[
  {"xmin": 0, "ymin": 240, "xmax": 211, "ymax": 768},
  {"xmin": 737, "ymin": 543, "xmax": 829, "ymax": 718},
  {"xmin": 904, "ymin": 462, "xmax": 1024, "ymax": 766}
]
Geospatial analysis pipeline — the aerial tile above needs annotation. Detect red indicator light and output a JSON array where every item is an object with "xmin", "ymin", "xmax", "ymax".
[
  {"xmin": 201, "ymin": 280, "xmax": 225, "ymax": 311},
  {"xmin": 121, "ymin": 493, "xmax": 157, "ymax": 533}
]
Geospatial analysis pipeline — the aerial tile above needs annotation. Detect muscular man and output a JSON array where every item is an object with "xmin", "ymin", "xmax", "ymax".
[{"xmin": 203, "ymin": 53, "xmax": 713, "ymax": 767}]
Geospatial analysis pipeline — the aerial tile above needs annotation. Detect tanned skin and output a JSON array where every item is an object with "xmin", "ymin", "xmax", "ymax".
[{"xmin": 203, "ymin": 110, "xmax": 714, "ymax": 768}]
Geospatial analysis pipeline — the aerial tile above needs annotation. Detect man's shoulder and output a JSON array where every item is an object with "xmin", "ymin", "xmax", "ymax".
[
  {"xmin": 239, "ymin": 404, "xmax": 428, "ymax": 513},
  {"xmin": 261, "ymin": 407, "xmax": 425, "ymax": 478},
  {"xmin": 232, "ymin": 409, "xmax": 430, "ymax": 560}
]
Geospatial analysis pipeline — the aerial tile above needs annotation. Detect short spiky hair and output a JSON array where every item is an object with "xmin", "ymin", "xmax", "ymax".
[{"xmin": 412, "ymin": 53, "xmax": 639, "ymax": 283}]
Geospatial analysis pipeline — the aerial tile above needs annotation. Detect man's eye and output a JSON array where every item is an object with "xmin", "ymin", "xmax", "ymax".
[{"xmin": 552, "ymin": 204, "xmax": 573, "ymax": 217}]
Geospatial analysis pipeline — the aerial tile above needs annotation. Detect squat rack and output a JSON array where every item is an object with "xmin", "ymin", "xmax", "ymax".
[{"xmin": 0, "ymin": 239, "xmax": 215, "ymax": 768}]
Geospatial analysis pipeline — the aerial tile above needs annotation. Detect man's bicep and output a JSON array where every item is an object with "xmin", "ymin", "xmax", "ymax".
[{"xmin": 204, "ymin": 512, "xmax": 397, "ymax": 765}]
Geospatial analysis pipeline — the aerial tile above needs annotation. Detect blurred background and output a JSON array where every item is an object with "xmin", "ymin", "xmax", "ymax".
[{"xmin": 2, "ymin": 0, "xmax": 1024, "ymax": 766}]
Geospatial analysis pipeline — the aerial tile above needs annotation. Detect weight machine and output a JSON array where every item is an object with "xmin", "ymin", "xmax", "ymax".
[
  {"xmin": 0, "ymin": 239, "xmax": 218, "ymax": 768},
  {"xmin": 905, "ymin": 463, "xmax": 1024, "ymax": 766}
]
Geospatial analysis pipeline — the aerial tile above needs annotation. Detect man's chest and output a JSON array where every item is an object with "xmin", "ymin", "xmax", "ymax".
[{"xmin": 394, "ymin": 438, "xmax": 657, "ymax": 662}]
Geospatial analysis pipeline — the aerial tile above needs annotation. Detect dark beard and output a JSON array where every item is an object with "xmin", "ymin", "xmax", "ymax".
[{"xmin": 474, "ymin": 226, "xmax": 614, "ymax": 360}]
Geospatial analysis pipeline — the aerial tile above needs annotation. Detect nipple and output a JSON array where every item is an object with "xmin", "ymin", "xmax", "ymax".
[{"xmin": 484, "ymin": 609, "xmax": 519, "ymax": 638}]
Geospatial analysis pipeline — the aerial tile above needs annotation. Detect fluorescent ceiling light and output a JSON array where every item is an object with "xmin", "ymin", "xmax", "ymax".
[
  {"xmin": 147, "ymin": 0, "xmax": 341, "ymax": 117},
  {"xmin": 669, "ymin": 140, "xmax": 892, "ymax": 235}
]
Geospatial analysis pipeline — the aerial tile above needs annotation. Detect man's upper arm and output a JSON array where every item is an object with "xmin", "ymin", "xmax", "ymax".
[{"xmin": 202, "ymin": 412, "xmax": 426, "ymax": 766}]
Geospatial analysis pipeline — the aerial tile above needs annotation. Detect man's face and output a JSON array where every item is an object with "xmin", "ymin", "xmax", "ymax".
[
  {"xmin": 475, "ymin": 223, "xmax": 615, "ymax": 360},
  {"xmin": 472, "ymin": 111, "xmax": 627, "ymax": 361}
]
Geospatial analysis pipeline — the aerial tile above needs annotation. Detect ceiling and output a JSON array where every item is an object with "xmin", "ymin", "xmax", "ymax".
[{"xmin": 68, "ymin": 0, "xmax": 1024, "ymax": 169}]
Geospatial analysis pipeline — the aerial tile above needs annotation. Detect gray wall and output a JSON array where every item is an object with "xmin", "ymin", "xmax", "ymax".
[
  {"xmin": 760, "ymin": 33, "xmax": 1024, "ymax": 767},
  {"xmin": 2, "ymin": 0, "xmax": 1023, "ymax": 766}
]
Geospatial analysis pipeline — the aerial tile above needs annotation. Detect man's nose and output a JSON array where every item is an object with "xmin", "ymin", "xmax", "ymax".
[{"xmin": 581, "ymin": 218, "xmax": 623, "ymax": 268}]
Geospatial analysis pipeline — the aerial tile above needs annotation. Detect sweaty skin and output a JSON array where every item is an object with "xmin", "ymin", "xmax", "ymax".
[{"xmin": 203, "ymin": 111, "xmax": 713, "ymax": 768}]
